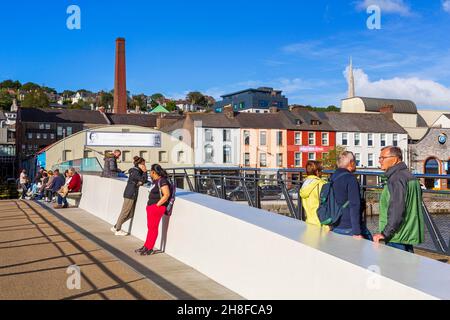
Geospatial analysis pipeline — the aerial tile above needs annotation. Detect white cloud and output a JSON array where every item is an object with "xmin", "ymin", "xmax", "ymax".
[
  {"xmin": 356, "ymin": 0, "xmax": 412, "ymax": 16},
  {"xmin": 345, "ymin": 67, "xmax": 450, "ymax": 107},
  {"xmin": 443, "ymin": 0, "xmax": 450, "ymax": 13}
]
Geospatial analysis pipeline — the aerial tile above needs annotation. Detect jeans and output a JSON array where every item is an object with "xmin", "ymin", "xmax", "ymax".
[
  {"xmin": 332, "ymin": 227, "xmax": 373, "ymax": 241},
  {"xmin": 386, "ymin": 242, "xmax": 414, "ymax": 253},
  {"xmin": 57, "ymin": 194, "xmax": 68, "ymax": 207}
]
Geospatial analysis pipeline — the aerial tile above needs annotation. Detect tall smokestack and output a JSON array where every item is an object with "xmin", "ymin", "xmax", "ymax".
[{"xmin": 114, "ymin": 37, "xmax": 127, "ymax": 114}]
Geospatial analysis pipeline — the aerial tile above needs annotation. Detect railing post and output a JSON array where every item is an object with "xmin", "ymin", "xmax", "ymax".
[
  {"xmin": 278, "ymin": 170, "xmax": 298, "ymax": 219},
  {"xmin": 422, "ymin": 200, "xmax": 448, "ymax": 254},
  {"xmin": 255, "ymin": 169, "xmax": 261, "ymax": 209},
  {"xmin": 221, "ymin": 176, "xmax": 226, "ymax": 199}
]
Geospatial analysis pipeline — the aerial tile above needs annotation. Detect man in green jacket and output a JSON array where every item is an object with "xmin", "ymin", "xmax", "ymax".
[{"xmin": 373, "ymin": 146, "xmax": 424, "ymax": 253}]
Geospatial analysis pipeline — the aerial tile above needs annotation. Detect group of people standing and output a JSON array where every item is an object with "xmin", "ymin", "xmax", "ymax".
[
  {"xmin": 103, "ymin": 152, "xmax": 174, "ymax": 257},
  {"xmin": 300, "ymin": 146, "xmax": 424, "ymax": 253}
]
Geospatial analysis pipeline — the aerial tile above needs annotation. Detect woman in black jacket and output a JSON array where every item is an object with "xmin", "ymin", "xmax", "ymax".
[{"xmin": 111, "ymin": 156, "xmax": 148, "ymax": 236}]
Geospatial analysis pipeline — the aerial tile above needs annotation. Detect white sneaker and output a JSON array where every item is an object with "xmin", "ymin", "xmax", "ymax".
[
  {"xmin": 110, "ymin": 226, "xmax": 117, "ymax": 233},
  {"xmin": 114, "ymin": 230, "xmax": 128, "ymax": 236}
]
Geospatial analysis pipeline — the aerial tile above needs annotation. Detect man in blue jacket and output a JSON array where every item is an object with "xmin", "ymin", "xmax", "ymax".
[
  {"xmin": 330, "ymin": 151, "xmax": 371, "ymax": 240},
  {"xmin": 51, "ymin": 169, "xmax": 66, "ymax": 196}
]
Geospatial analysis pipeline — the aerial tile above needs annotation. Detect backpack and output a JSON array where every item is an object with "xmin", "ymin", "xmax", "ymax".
[
  {"xmin": 317, "ymin": 171, "xmax": 351, "ymax": 226},
  {"xmin": 158, "ymin": 178, "xmax": 177, "ymax": 216}
]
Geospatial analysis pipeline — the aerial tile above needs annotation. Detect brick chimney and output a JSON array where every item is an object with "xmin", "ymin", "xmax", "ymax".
[
  {"xmin": 113, "ymin": 38, "xmax": 127, "ymax": 115},
  {"xmin": 223, "ymin": 104, "xmax": 235, "ymax": 119},
  {"xmin": 380, "ymin": 104, "xmax": 394, "ymax": 120}
]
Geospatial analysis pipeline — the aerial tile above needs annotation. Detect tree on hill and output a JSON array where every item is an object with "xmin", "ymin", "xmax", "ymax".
[
  {"xmin": 0, "ymin": 90, "xmax": 14, "ymax": 110},
  {"xmin": 165, "ymin": 100, "xmax": 178, "ymax": 112},
  {"xmin": 0, "ymin": 80, "xmax": 22, "ymax": 90},
  {"xmin": 186, "ymin": 91, "xmax": 211, "ymax": 110},
  {"xmin": 20, "ymin": 82, "xmax": 41, "ymax": 92},
  {"xmin": 21, "ymin": 89, "xmax": 50, "ymax": 108}
]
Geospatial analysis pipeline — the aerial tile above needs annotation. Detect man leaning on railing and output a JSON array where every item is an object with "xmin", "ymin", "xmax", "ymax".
[{"xmin": 373, "ymin": 146, "xmax": 425, "ymax": 253}]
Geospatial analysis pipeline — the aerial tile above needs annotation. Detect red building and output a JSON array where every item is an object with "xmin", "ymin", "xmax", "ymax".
[{"xmin": 283, "ymin": 109, "xmax": 336, "ymax": 181}]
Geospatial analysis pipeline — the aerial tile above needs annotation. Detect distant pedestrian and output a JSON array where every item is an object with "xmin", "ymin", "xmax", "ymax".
[
  {"xmin": 329, "ymin": 151, "xmax": 371, "ymax": 240},
  {"xmin": 111, "ymin": 156, "xmax": 148, "ymax": 236},
  {"xmin": 136, "ymin": 164, "xmax": 172, "ymax": 256},
  {"xmin": 373, "ymin": 146, "xmax": 424, "ymax": 253},
  {"xmin": 300, "ymin": 161, "xmax": 327, "ymax": 227},
  {"xmin": 102, "ymin": 150, "xmax": 123, "ymax": 178}
]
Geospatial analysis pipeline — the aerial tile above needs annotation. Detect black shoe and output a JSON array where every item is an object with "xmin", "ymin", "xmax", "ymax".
[
  {"xmin": 134, "ymin": 246, "xmax": 146, "ymax": 254},
  {"xmin": 62, "ymin": 204, "xmax": 69, "ymax": 209},
  {"xmin": 140, "ymin": 248, "xmax": 154, "ymax": 256}
]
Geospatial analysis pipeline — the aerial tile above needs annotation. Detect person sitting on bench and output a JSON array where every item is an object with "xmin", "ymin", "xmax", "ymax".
[{"xmin": 54, "ymin": 167, "xmax": 81, "ymax": 209}]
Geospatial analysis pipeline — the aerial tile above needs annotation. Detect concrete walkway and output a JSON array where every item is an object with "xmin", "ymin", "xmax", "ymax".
[{"xmin": 0, "ymin": 200, "xmax": 242, "ymax": 300}]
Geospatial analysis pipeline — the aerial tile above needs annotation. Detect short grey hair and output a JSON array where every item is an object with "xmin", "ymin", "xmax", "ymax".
[
  {"xmin": 381, "ymin": 146, "xmax": 403, "ymax": 161},
  {"xmin": 69, "ymin": 167, "xmax": 77, "ymax": 173},
  {"xmin": 337, "ymin": 151, "xmax": 355, "ymax": 168}
]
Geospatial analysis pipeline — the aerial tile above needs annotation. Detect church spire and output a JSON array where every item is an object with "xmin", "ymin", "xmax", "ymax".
[{"xmin": 348, "ymin": 57, "xmax": 355, "ymax": 98}]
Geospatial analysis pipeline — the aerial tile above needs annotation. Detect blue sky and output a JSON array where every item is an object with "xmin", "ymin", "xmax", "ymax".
[{"xmin": 1, "ymin": 0, "xmax": 450, "ymax": 109}]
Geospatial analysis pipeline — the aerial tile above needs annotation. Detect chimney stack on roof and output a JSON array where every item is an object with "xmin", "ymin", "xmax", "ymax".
[
  {"xmin": 380, "ymin": 104, "xmax": 394, "ymax": 120},
  {"xmin": 223, "ymin": 104, "xmax": 235, "ymax": 119},
  {"xmin": 269, "ymin": 106, "xmax": 279, "ymax": 114}
]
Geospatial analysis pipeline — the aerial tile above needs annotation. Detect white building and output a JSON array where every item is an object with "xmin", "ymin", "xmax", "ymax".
[
  {"xmin": 326, "ymin": 112, "xmax": 409, "ymax": 169},
  {"xmin": 163, "ymin": 110, "xmax": 241, "ymax": 167}
]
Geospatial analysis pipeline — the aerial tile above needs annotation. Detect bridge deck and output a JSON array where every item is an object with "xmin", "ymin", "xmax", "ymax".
[{"xmin": 0, "ymin": 200, "xmax": 242, "ymax": 300}]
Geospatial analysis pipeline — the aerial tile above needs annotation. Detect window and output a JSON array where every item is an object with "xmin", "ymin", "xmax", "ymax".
[
  {"xmin": 260, "ymin": 153, "xmax": 267, "ymax": 167},
  {"xmin": 368, "ymin": 153, "xmax": 374, "ymax": 167},
  {"xmin": 223, "ymin": 129, "xmax": 231, "ymax": 142},
  {"xmin": 368, "ymin": 133, "xmax": 373, "ymax": 147},
  {"xmin": 43, "ymin": 133, "xmax": 48, "ymax": 139},
  {"xmin": 50, "ymin": 134, "xmax": 55, "ymax": 140},
  {"xmin": 67, "ymin": 127, "xmax": 73, "ymax": 136},
  {"xmin": 244, "ymin": 153, "xmax": 250, "ymax": 167},
  {"xmin": 177, "ymin": 151, "xmax": 185, "ymax": 163},
  {"xmin": 393, "ymin": 134, "xmax": 398, "ymax": 147},
  {"xmin": 244, "ymin": 131, "xmax": 250, "ymax": 145},
  {"xmin": 122, "ymin": 151, "xmax": 131, "ymax": 162},
  {"xmin": 277, "ymin": 131, "xmax": 283, "ymax": 146},
  {"xmin": 308, "ymin": 132, "xmax": 315, "ymax": 145},
  {"xmin": 45, "ymin": 124, "xmax": 51, "ymax": 130},
  {"xmin": 354, "ymin": 133, "xmax": 360, "ymax": 146},
  {"xmin": 381, "ymin": 134, "xmax": 386, "ymax": 147},
  {"xmin": 259, "ymin": 100, "xmax": 269, "ymax": 108},
  {"xmin": 205, "ymin": 145, "xmax": 214, "ymax": 163},
  {"xmin": 322, "ymin": 133, "xmax": 329, "ymax": 146},
  {"xmin": 355, "ymin": 153, "xmax": 361, "ymax": 167},
  {"xmin": 260, "ymin": 131, "xmax": 267, "ymax": 146},
  {"xmin": 342, "ymin": 133, "xmax": 348, "ymax": 146},
  {"xmin": 294, "ymin": 153, "xmax": 301, "ymax": 167},
  {"xmin": 39, "ymin": 123, "xmax": 44, "ymax": 129},
  {"xmin": 140, "ymin": 151, "xmax": 149, "ymax": 161},
  {"xmin": 295, "ymin": 132, "xmax": 301, "ymax": 145},
  {"xmin": 276, "ymin": 153, "xmax": 283, "ymax": 167},
  {"xmin": 205, "ymin": 129, "xmax": 213, "ymax": 142},
  {"xmin": 308, "ymin": 153, "xmax": 316, "ymax": 161},
  {"xmin": 57, "ymin": 126, "xmax": 63, "ymax": 136},
  {"xmin": 239, "ymin": 102, "xmax": 245, "ymax": 109},
  {"xmin": 159, "ymin": 151, "xmax": 168, "ymax": 163},
  {"xmin": 36, "ymin": 133, "xmax": 41, "ymax": 139},
  {"xmin": 27, "ymin": 133, "xmax": 33, "ymax": 139},
  {"xmin": 223, "ymin": 146, "xmax": 231, "ymax": 164}
]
